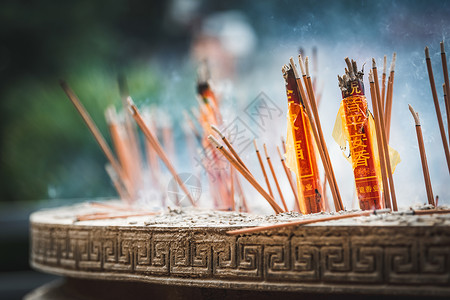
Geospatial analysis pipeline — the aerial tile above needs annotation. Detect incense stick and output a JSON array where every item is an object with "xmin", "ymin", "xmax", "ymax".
[
  {"xmin": 381, "ymin": 55, "xmax": 387, "ymax": 114},
  {"xmin": 277, "ymin": 146, "xmax": 299, "ymax": 208},
  {"xmin": 369, "ymin": 70, "xmax": 392, "ymax": 209},
  {"xmin": 264, "ymin": 144, "xmax": 288, "ymax": 211},
  {"xmin": 425, "ymin": 46, "xmax": 450, "ymax": 175},
  {"xmin": 408, "ymin": 105, "xmax": 435, "ymax": 206},
  {"xmin": 441, "ymin": 42, "xmax": 450, "ymax": 143},
  {"xmin": 293, "ymin": 56, "xmax": 342, "ymax": 211},
  {"xmin": 384, "ymin": 53, "xmax": 396, "ymax": 142},
  {"xmin": 372, "ymin": 59, "xmax": 398, "ymax": 211},
  {"xmin": 208, "ymin": 136, "xmax": 283, "ymax": 214},
  {"xmin": 128, "ymin": 98, "xmax": 197, "ymax": 206},
  {"xmin": 227, "ymin": 209, "xmax": 390, "ymax": 235},
  {"xmin": 253, "ymin": 140, "xmax": 274, "ymax": 198},
  {"xmin": 77, "ymin": 211, "xmax": 160, "ymax": 221},
  {"xmin": 60, "ymin": 81, "xmax": 133, "ymax": 200},
  {"xmin": 444, "ymin": 83, "xmax": 450, "ymax": 144},
  {"xmin": 211, "ymin": 125, "xmax": 251, "ymax": 172},
  {"xmin": 298, "ymin": 56, "xmax": 344, "ymax": 211}
]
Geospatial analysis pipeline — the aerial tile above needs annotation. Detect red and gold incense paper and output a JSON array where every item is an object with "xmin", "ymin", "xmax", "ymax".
[{"xmin": 283, "ymin": 66, "xmax": 323, "ymax": 214}]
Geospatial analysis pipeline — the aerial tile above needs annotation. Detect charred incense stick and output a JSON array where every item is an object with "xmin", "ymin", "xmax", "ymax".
[
  {"xmin": 372, "ymin": 59, "xmax": 398, "ymax": 211},
  {"xmin": 369, "ymin": 70, "xmax": 392, "ymax": 210},
  {"xmin": 264, "ymin": 144, "xmax": 288, "ymax": 211},
  {"xmin": 381, "ymin": 55, "xmax": 387, "ymax": 114},
  {"xmin": 211, "ymin": 125, "xmax": 250, "ymax": 172},
  {"xmin": 227, "ymin": 209, "xmax": 390, "ymax": 235},
  {"xmin": 208, "ymin": 136, "xmax": 283, "ymax": 214},
  {"xmin": 277, "ymin": 146, "xmax": 299, "ymax": 207},
  {"xmin": 385, "ymin": 53, "xmax": 396, "ymax": 141},
  {"xmin": 60, "ymin": 81, "xmax": 133, "ymax": 200},
  {"xmin": 408, "ymin": 105, "xmax": 435, "ymax": 206},
  {"xmin": 128, "ymin": 98, "xmax": 197, "ymax": 206},
  {"xmin": 253, "ymin": 140, "xmax": 274, "ymax": 198},
  {"xmin": 425, "ymin": 46, "xmax": 450, "ymax": 175},
  {"xmin": 298, "ymin": 56, "xmax": 344, "ymax": 211},
  {"xmin": 441, "ymin": 42, "xmax": 450, "ymax": 143}
]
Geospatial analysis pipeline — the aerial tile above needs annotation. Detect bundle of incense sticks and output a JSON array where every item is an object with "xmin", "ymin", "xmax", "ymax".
[
  {"xmin": 59, "ymin": 42, "xmax": 450, "ymax": 220},
  {"xmin": 333, "ymin": 58, "xmax": 400, "ymax": 211}
]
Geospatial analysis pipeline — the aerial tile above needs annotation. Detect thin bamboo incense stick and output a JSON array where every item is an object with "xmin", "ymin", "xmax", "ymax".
[
  {"xmin": 369, "ymin": 70, "xmax": 392, "ymax": 209},
  {"xmin": 440, "ymin": 42, "xmax": 450, "ymax": 143},
  {"xmin": 128, "ymin": 99, "xmax": 197, "ymax": 206},
  {"xmin": 425, "ymin": 46, "xmax": 450, "ymax": 175},
  {"xmin": 299, "ymin": 56, "xmax": 344, "ymax": 211},
  {"xmin": 253, "ymin": 140, "xmax": 274, "ymax": 198},
  {"xmin": 211, "ymin": 125, "xmax": 251, "ymax": 172},
  {"xmin": 444, "ymin": 83, "xmax": 450, "ymax": 143},
  {"xmin": 408, "ymin": 105, "xmax": 435, "ymax": 206},
  {"xmin": 60, "ymin": 81, "xmax": 133, "ymax": 200},
  {"xmin": 441, "ymin": 41, "xmax": 450, "ymax": 144},
  {"xmin": 264, "ymin": 144, "xmax": 288, "ymax": 211},
  {"xmin": 277, "ymin": 146, "xmax": 299, "ymax": 207},
  {"xmin": 227, "ymin": 209, "xmax": 390, "ymax": 235},
  {"xmin": 208, "ymin": 136, "xmax": 283, "ymax": 214},
  {"xmin": 234, "ymin": 173, "xmax": 249, "ymax": 212},
  {"xmin": 385, "ymin": 53, "xmax": 396, "ymax": 142},
  {"xmin": 381, "ymin": 55, "xmax": 387, "ymax": 114},
  {"xmin": 77, "ymin": 211, "xmax": 160, "ymax": 221},
  {"xmin": 292, "ymin": 56, "xmax": 342, "ymax": 211},
  {"xmin": 372, "ymin": 59, "xmax": 398, "ymax": 211}
]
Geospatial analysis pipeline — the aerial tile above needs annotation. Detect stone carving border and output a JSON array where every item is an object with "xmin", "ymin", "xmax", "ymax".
[{"xmin": 30, "ymin": 222, "xmax": 450, "ymax": 296}]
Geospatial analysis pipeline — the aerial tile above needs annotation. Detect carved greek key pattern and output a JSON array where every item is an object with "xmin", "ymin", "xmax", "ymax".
[{"xmin": 30, "ymin": 224, "xmax": 450, "ymax": 290}]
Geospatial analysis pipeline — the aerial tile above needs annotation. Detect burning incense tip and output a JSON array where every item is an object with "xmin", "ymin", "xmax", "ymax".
[
  {"xmin": 263, "ymin": 143, "xmax": 269, "ymax": 157},
  {"xmin": 208, "ymin": 135, "xmax": 222, "ymax": 148},
  {"xmin": 390, "ymin": 53, "xmax": 397, "ymax": 73},
  {"xmin": 408, "ymin": 104, "xmax": 421, "ymax": 126},
  {"xmin": 298, "ymin": 54, "xmax": 306, "ymax": 76},
  {"xmin": 383, "ymin": 55, "xmax": 387, "ymax": 74},
  {"xmin": 126, "ymin": 96, "xmax": 136, "ymax": 115},
  {"xmin": 253, "ymin": 139, "xmax": 259, "ymax": 151},
  {"xmin": 289, "ymin": 56, "xmax": 300, "ymax": 78},
  {"xmin": 425, "ymin": 46, "xmax": 430, "ymax": 59},
  {"xmin": 210, "ymin": 124, "xmax": 225, "ymax": 138},
  {"xmin": 441, "ymin": 41, "xmax": 445, "ymax": 53}
]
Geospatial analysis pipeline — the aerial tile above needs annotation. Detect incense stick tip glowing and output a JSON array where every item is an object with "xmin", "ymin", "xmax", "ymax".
[
  {"xmin": 210, "ymin": 124, "xmax": 224, "ymax": 138},
  {"xmin": 408, "ymin": 104, "xmax": 420, "ymax": 126},
  {"xmin": 253, "ymin": 139, "xmax": 259, "ymax": 151},
  {"xmin": 425, "ymin": 46, "xmax": 430, "ymax": 59},
  {"xmin": 207, "ymin": 135, "xmax": 222, "ymax": 148}
]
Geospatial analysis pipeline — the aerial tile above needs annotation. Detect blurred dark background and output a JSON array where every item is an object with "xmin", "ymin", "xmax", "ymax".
[{"xmin": 2, "ymin": 0, "xmax": 450, "ymax": 299}]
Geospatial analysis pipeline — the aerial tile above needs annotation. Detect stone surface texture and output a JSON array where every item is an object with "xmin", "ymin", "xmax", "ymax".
[{"xmin": 30, "ymin": 203, "xmax": 450, "ymax": 297}]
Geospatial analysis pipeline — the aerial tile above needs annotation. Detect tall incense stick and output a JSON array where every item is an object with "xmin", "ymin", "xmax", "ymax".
[
  {"xmin": 369, "ymin": 70, "xmax": 392, "ymax": 209},
  {"xmin": 128, "ymin": 98, "xmax": 197, "ymax": 206},
  {"xmin": 372, "ymin": 59, "xmax": 398, "ymax": 211},
  {"xmin": 208, "ymin": 136, "xmax": 283, "ymax": 214},
  {"xmin": 425, "ymin": 46, "xmax": 450, "ymax": 175},
  {"xmin": 254, "ymin": 140, "xmax": 274, "ymax": 198},
  {"xmin": 381, "ymin": 55, "xmax": 387, "ymax": 114},
  {"xmin": 385, "ymin": 53, "xmax": 396, "ymax": 142},
  {"xmin": 276, "ymin": 146, "xmax": 299, "ymax": 208},
  {"xmin": 60, "ymin": 81, "xmax": 133, "ymax": 200},
  {"xmin": 408, "ymin": 105, "xmax": 435, "ymax": 206},
  {"xmin": 440, "ymin": 42, "xmax": 450, "ymax": 143},
  {"xmin": 264, "ymin": 144, "xmax": 288, "ymax": 211}
]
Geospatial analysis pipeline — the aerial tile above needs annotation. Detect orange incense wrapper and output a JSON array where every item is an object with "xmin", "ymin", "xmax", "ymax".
[
  {"xmin": 283, "ymin": 66, "xmax": 323, "ymax": 214},
  {"xmin": 340, "ymin": 79, "xmax": 382, "ymax": 210}
]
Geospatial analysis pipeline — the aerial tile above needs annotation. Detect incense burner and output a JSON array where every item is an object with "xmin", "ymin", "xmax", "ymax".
[{"xmin": 29, "ymin": 203, "xmax": 450, "ymax": 298}]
